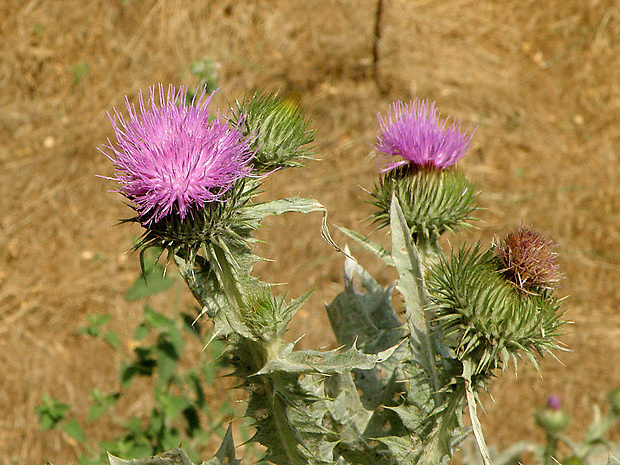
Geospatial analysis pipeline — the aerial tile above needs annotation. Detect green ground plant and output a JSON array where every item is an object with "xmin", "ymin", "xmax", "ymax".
[{"xmin": 37, "ymin": 250, "xmax": 243, "ymax": 464}]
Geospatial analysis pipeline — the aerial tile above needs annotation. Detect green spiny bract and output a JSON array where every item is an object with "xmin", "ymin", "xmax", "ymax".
[
  {"xmin": 370, "ymin": 166, "xmax": 477, "ymax": 242},
  {"xmin": 231, "ymin": 92, "xmax": 315, "ymax": 172},
  {"xmin": 130, "ymin": 177, "xmax": 261, "ymax": 269},
  {"xmin": 427, "ymin": 244, "xmax": 565, "ymax": 376}
]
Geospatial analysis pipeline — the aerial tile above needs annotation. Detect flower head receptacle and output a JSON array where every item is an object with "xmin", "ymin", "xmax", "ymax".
[
  {"xmin": 371, "ymin": 166, "xmax": 477, "ymax": 243},
  {"xmin": 375, "ymin": 99, "xmax": 475, "ymax": 172}
]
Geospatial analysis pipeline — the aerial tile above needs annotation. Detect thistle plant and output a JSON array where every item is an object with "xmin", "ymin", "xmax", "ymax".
[{"xmin": 100, "ymin": 88, "xmax": 572, "ymax": 465}]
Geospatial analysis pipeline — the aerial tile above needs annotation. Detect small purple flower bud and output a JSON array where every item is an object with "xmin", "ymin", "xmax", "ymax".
[
  {"xmin": 547, "ymin": 395, "xmax": 562, "ymax": 410},
  {"xmin": 494, "ymin": 227, "xmax": 561, "ymax": 293},
  {"xmin": 536, "ymin": 395, "xmax": 569, "ymax": 434},
  {"xmin": 101, "ymin": 84, "xmax": 253, "ymax": 225},
  {"xmin": 374, "ymin": 100, "xmax": 475, "ymax": 172}
]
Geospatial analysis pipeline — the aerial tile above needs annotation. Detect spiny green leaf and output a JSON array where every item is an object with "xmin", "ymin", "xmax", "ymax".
[
  {"xmin": 246, "ymin": 197, "xmax": 326, "ymax": 219},
  {"xmin": 256, "ymin": 344, "xmax": 400, "ymax": 376},
  {"xmin": 203, "ymin": 425, "xmax": 241, "ymax": 465},
  {"xmin": 338, "ymin": 227, "xmax": 394, "ymax": 267},
  {"xmin": 326, "ymin": 253, "xmax": 409, "ymax": 416},
  {"xmin": 389, "ymin": 195, "xmax": 425, "ymax": 329},
  {"xmin": 326, "ymin": 252, "xmax": 403, "ymax": 352},
  {"xmin": 108, "ymin": 447, "xmax": 194, "ymax": 465},
  {"xmin": 377, "ymin": 435, "xmax": 419, "ymax": 464},
  {"xmin": 390, "ymin": 195, "xmax": 441, "ymax": 388}
]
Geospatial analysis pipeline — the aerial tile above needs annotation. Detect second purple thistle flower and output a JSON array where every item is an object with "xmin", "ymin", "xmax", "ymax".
[
  {"xmin": 103, "ymin": 84, "xmax": 253, "ymax": 225},
  {"xmin": 375, "ymin": 100, "xmax": 475, "ymax": 171}
]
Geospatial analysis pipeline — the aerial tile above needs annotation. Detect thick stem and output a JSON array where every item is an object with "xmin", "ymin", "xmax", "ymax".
[{"xmin": 543, "ymin": 433, "xmax": 558, "ymax": 465}]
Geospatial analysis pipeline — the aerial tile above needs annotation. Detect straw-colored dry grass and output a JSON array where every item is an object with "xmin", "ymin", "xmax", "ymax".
[{"xmin": 1, "ymin": 1, "xmax": 618, "ymax": 463}]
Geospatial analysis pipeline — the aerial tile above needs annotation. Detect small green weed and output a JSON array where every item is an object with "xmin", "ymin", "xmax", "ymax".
[{"xmin": 37, "ymin": 247, "xmax": 236, "ymax": 465}]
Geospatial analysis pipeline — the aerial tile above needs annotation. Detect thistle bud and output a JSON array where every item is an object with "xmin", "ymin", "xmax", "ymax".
[
  {"xmin": 428, "ymin": 244, "xmax": 565, "ymax": 376},
  {"xmin": 230, "ymin": 92, "xmax": 314, "ymax": 172},
  {"xmin": 535, "ymin": 395, "xmax": 569, "ymax": 434}
]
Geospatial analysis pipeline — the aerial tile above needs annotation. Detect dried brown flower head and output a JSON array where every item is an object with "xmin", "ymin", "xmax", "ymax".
[{"xmin": 494, "ymin": 227, "xmax": 560, "ymax": 293}]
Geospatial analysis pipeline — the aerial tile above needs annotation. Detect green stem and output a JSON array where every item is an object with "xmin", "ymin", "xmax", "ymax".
[
  {"xmin": 176, "ymin": 251, "xmax": 305, "ymax": 463},
  {"xmin": 543, "ymin": 433, "xmax": 558, "ymax": 465}
]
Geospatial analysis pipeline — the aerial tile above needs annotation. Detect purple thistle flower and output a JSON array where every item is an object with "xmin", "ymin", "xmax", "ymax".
[
  {"xmin": 375, "ymin": 100, "xmax": 475, "ymax": 171},
  {"xmin": 101, "ymin": 84, "xmax": 253, "ymax": 224},
  {"xmin": 547, "ymin": 395, "xmax": 562, "ymax": 411}
]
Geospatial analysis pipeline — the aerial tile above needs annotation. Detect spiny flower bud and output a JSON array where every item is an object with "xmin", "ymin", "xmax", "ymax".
[
  {"xmin": 240, "ymin": 289, "xmax": 313, "ymax": 342},
  {"xmin": 535, "ymin": 395, "xmax": 569, "ymax": 434},
  {"xmin": 230, "ymin": 92, "xmax": 314, "ymax": 172},
  {"xmin": 494, "ymin": 227, "xmax": 561, "ymax": 293},
  {"xmin": 370, "ymin": 166, "xmax": 477, "ymax": 241},
  {"xmin": 428, "ymin": 244, "xmax": 565, "ymax": 376}
]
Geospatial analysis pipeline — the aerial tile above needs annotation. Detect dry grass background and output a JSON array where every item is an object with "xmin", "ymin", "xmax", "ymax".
[{"xmin": 0, "ymin": 0, "xmax": 619, "ymax": 463}]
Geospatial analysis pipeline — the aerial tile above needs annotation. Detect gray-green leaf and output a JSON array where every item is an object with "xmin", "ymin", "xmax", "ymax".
[{"xmin": 108, "ymin": 447, "xmax": 194, "ymax": 465}]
